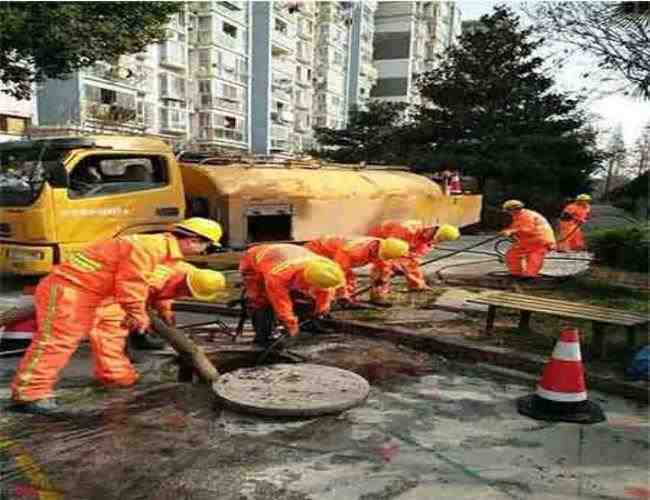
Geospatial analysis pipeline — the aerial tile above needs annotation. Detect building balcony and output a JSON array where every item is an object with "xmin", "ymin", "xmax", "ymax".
[
  {"xmin": 197, "ymin": 95, "xmax": 245, "ymax": 114},
  {"xmin": 294, "ymin": 98, "xmax": 310, "ymax": 110},
  {"xmin": 200, "ymin": 126, "xmax": 246, "ymax": 143},
  {"xmin": 159, "ymin": 107, "xmax": 188, "ymax": 133},
  {"xmin": 159, "ymin": 54, "xmax": 187, "ymax": 70},
  {"xmin": 213, "ymin": 2, "xmax": 248, "ymax": 24},
  {"xmin": 271, "ymin": 123, "xmax": 290, "ymax": 140},
  {"xmin": 271, "ymin": 111, "xmax": 294, "ymax": 124},
  {"xmin": 272, "ymin": 87, "xmax": 292, "ymax": 102},
  {"xmin": 296, "ymin": 49, "xmax": 312, "ymax": 65},
  {"xmin": 272, "ymin": 30, "xmax": 294, "ymax": 54},
  {"xmin": 82, "ymin": 101, "xmax": 139, "ymax": 125}
]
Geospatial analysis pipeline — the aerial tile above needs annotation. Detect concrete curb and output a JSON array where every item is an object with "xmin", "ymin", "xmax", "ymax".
[{"xmin": 321, "ymin": 318, "xmax": 650, "ymax": 404}]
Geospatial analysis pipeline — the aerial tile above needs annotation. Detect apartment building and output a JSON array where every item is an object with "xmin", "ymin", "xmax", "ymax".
[
  {"xmin": 371, "ymin": 1, "xmax": 461, "ymax": 105},
  {"xmin": 189, "ymin": 1, "xmax": 251, "ymax": 152},
  {"xmin": 250, "ymin": 0, "xmax": 316, "ymax": 155},
  {"xmin": 33, "ymin": 1, "xmax": 381, "ymax": 153},
  {"xmin": 36, "ymin": 9, "xmax": 190, "ymax": 146},
  {"xmin": 0, "ymin": 91, "xmax": 37, "ymax": 142},
  {"xmin": 346, "ymin": 0, "xmax": 379, "ymax": 111}
]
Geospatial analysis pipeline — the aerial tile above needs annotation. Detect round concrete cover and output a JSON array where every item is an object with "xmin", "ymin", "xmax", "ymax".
[{"xmin": 213, "ymin": 363, "xmax": 370, "ymax": 417}]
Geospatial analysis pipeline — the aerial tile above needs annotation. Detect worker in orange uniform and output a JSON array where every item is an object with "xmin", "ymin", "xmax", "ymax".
[
  {"xmin": 239, "ymin": 244, "xmax": 345, "ymax": 346},
  {"xmin": 367, "ymin": 221, "xmax": 461, "ymax": 303},
  {"xmin": 92, "ymin": 262, "xmax": 226, "ymax": 388},
  {"xmin": 500, "ymin": 200, "xmax": 556, "ymax": 279},
  {"xmin": 10, "ymin": 217, "xmax": 223, "ymax": 413},
  {"xmin": 557, "ymin": 194, "xmax": 591, "ymax": 252},
  {"xmin": 306, "ymin": 236, "xmax": 409, "ymax": 303}
]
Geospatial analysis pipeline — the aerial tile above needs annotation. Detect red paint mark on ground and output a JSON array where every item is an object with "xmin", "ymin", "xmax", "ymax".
[
  {"xmin": 376, "ymin": 441, "xmax": 400, "ymax": 463},
  {"xmin": 624, "ymin": 486, "xmax": 650, "ymax": 499},
  {"xmin": 417, "ymin": 388, "xmax": 440, "ymax": 400},
  {"xmin": 14, "ymin": 483, "xmax": 39, "ymax": 498},
  {"xmin": 164, "ymin": 413, "xmax": 187, "ymax": 429}
]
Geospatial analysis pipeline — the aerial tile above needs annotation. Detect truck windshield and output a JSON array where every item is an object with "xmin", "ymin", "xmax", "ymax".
[{"xmin": 0, "ymin": 145, "xmax": 66, "ymax": 207}]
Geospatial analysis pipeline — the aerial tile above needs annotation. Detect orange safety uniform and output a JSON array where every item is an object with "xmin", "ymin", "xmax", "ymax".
[
  {"xmin": 239, "ymin": 244, "xmax": 337, "ymax": 335},
  {"xmin": 11, "ymin": 233, "xmax": 184, "ymax": 402},
  {"xmin": 368, "ymin": 220, "xmax": 434, "ymax": 299},
  {"xmin": 306, "ymin": 236, "xmax": 381, "ymax": 300},
  {"xmin": 503, "ymin": 209, "xmax": 556, "ymax": 278},
  {"xmin": 89, "ymin": 261, "xmax": 195, "ymax": 387},
  {"xmin": 557, "ymin": 202, "xmax": 590, "ymax": 252}
]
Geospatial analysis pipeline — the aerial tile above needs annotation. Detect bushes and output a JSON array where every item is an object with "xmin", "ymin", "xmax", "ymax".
[{"xmin": 588, "ymin": 223, "xmax": 650, "ymax": 273}]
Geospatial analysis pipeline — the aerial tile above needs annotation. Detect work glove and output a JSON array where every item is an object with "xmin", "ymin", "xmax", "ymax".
[
  {"xmin": 160, "ymin": 310, "xmax": 176, "ymax": 327},
  {"xmin": 122, "ymin": 314, "xmax": 150, "ymax": 334}
]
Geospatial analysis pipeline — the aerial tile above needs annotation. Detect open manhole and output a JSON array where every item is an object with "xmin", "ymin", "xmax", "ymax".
[{"xmin": 213, "ymin": 363, "xmax": 370, "ymax": 417}]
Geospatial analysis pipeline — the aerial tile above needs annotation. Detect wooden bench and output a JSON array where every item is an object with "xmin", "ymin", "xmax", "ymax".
[{"xmin": 468, "ymin": 292, "xmax": 649, "ymax": 359}]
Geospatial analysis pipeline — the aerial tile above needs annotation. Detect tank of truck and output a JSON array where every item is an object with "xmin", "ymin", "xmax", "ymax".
[{"xmin": 179, "ymin": 159, "xmax": 482, "ymax": 248}]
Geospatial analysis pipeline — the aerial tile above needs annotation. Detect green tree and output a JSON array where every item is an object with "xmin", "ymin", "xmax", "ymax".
[
  {"xmin": 312, "ymin": 101, "xmax": 414, "ymax": 164},
  {"xmin": 0, "ymin": 2, "xmax": 182, "ymax": 100},
  {"xmin": 414, "ymin": 6, "xmax": 602, "ymax": 204}
]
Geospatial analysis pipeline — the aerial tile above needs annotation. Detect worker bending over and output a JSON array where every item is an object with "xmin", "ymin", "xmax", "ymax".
[
  {"xmin": 11, "ymin": 217, "xmax": 223, "ymax": 413},
  {"xmin": 367, "ymin": 220, "xmax": 460, "ymax": 303},
  {"xmin": 500, "ymin": 200, "xmax": 556, "ymax": 279},
  {"xmin": 306, "ymin": 236, "xmax": 409, "ymax": 303},
  {"xmin": 239, "ymin": 244, "xmax": 345, "ymax": 347},
  {"xmin": 92, "ymin": 261, "xmax": 225, "ymax": 389},
  {"xmin": 557, "ymin": 194, "xmax": 591, "ymax": 252}
]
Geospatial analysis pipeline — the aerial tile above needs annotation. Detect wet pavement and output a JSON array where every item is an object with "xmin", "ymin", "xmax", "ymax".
[{"xmin": 1, "ymin": 329, "xmax": 649, "ymax": 500}]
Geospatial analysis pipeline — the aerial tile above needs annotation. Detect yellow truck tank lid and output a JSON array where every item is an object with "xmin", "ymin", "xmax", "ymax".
[{"xmin": 184, "ymin": 164, "xmax": 444, "ymax": 199}]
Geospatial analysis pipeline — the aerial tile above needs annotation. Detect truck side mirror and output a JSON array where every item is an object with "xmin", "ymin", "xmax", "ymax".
[{"xmin": 47, "ymin": 164, "xmax": 69, "ymax": 188}]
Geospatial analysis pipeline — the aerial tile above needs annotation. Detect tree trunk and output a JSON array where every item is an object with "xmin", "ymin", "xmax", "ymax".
[{"xmin": 148, "ymin": 310, "xmax": 219, "ymax": 383}]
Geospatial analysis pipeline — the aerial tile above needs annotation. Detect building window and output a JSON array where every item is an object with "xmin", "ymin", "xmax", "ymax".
[
  {"xmin": 101, "ymin": 88, "xmax": 117, "ymax": 105},
  {"xmin": 221, "ymin": 1, "xmax": 241, "ymax": 11},
  {"xmin": 0, "ymin": 115, "xmax": 30, "ymax": 135},
  {"xmin": 222, "ymin": 83, "xmax": 238, "ymax": 100},
  {"xmin": 199, "ymin": 80, "xmax": 211, "ymax": 94},
  {"xmin": 224, "ymin": 116, "xmax": 237, "ymax": 129},
  {"xmin": 223, "ymin": 22, "xmax": 237, "ymax": 38},
  {"xmin": 275, "ymin": 18, "xmax": 288, "ymax": 35}
]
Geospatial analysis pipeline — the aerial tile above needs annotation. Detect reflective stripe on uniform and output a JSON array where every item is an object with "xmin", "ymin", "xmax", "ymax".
[
  {"xmin": 67, "ymin": 252, "xmax": 103, "ymax": 273},
  {"xmin": 13, "ymin": 283, "xmax": 59, "ymax": 400}
]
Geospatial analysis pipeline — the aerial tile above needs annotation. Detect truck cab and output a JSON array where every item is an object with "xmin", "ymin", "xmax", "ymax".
[{"xmin": 0, "ymin": 136, "xmax": 185, "ymax": 275}]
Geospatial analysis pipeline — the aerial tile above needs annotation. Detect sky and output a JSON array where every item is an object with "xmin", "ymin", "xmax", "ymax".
[{"xmin": 457, "ymin": 1, "xmax": 650, "ymax": 149}]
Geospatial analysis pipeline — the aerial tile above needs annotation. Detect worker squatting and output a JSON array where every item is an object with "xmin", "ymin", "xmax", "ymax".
[{"xmin": 8, "ymin": 195, "xmax": 591, "ymax": 414}]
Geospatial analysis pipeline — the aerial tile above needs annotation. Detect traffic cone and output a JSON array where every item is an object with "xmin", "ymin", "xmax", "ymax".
[{"xmin": 517, "ymin": 327, "xmax": 605, "ymax": 424}]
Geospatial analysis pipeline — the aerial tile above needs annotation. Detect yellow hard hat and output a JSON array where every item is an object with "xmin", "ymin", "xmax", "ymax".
[
  {"xmin": 174, "ymin": 217, "xmax": 222, "ymax": 246},
  {"xmin": 378, "ymin": 238, "xmax": 409, "ymax": 260},
  {"xmin": 502, "ymin": 199, "xmax": 524, "ymax": 211},
  {"xmin": 576, "ymin": 194, "xmax": 592, "ymax": 202},
  {"xmin": 435, "ymin": 224, "xmax": 460, "ymax": 242},
  {"xmin": 303, "ymin": 259, "xmax": 345, "ymax": 289},
  {"xmin": 186, "ymin": 268, "xmax": 226, "ymax": 301}
]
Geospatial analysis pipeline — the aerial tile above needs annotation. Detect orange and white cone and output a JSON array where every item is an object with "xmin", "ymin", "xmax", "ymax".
[{"xmin": 517, "ymin": 327, "xmax": 605, "ymax": 424}]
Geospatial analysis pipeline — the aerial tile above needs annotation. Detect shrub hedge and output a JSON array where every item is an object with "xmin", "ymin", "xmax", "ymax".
[{"xmin": 588, "ymin": 223, "xmax": 650, "ymax": 273}]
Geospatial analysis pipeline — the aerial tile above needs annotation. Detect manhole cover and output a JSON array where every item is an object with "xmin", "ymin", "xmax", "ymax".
[{"xmin": 213, "ymin": 363, "xmax": 370, "ymax": 417}]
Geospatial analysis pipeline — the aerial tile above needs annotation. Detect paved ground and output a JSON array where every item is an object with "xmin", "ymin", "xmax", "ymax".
[
  {"xmin": 1, "ymin": 338, "xmax": 649, "ymax": 500},
  {"xmin": 0, "ymin": 204, "xmax": 646, "ymax": 499}
]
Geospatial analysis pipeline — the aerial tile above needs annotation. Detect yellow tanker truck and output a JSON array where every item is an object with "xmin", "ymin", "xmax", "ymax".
[{"xmin": 0, "ymin": 135, "xmax": 482, "ymax": 275}]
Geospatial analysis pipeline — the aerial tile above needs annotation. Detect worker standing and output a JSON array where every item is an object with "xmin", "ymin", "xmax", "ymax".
[
  {"xmin": 239, "ymin": 244, "xmax": 345, "ymax": 346},
  {"xmin": 367, "ymin": 220, "xmax": 461, "ymax": 304},
  {"xmin": 500, "ymin": 200, "xmax": 556, "ymax": 279},
  {"xmin": 557, "ymin": 194, "xmax": 592, "ymax": 252},
  {"xmin": 305, "ymin": 236, "xmax": 409, "ymax": 303},
  {"xmin": 10, "ymin": 217, "xmax": 223, "ymax": 413}
]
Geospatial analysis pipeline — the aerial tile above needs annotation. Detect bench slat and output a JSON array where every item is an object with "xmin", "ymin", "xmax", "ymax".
[
  {"xmin": 468, "ymin": 299, "xmax": 643, "ymax": 326},
  {"xmin": 470, "ymin": 297, "xmax": 647, "ymax": 322},
  {"xmin": 482, "ymin": 292, "xmax": 649, "ymax": 320},
  {"xmin": 468, "ymin": 292, "xmax": 648, "ymax": 326}
]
